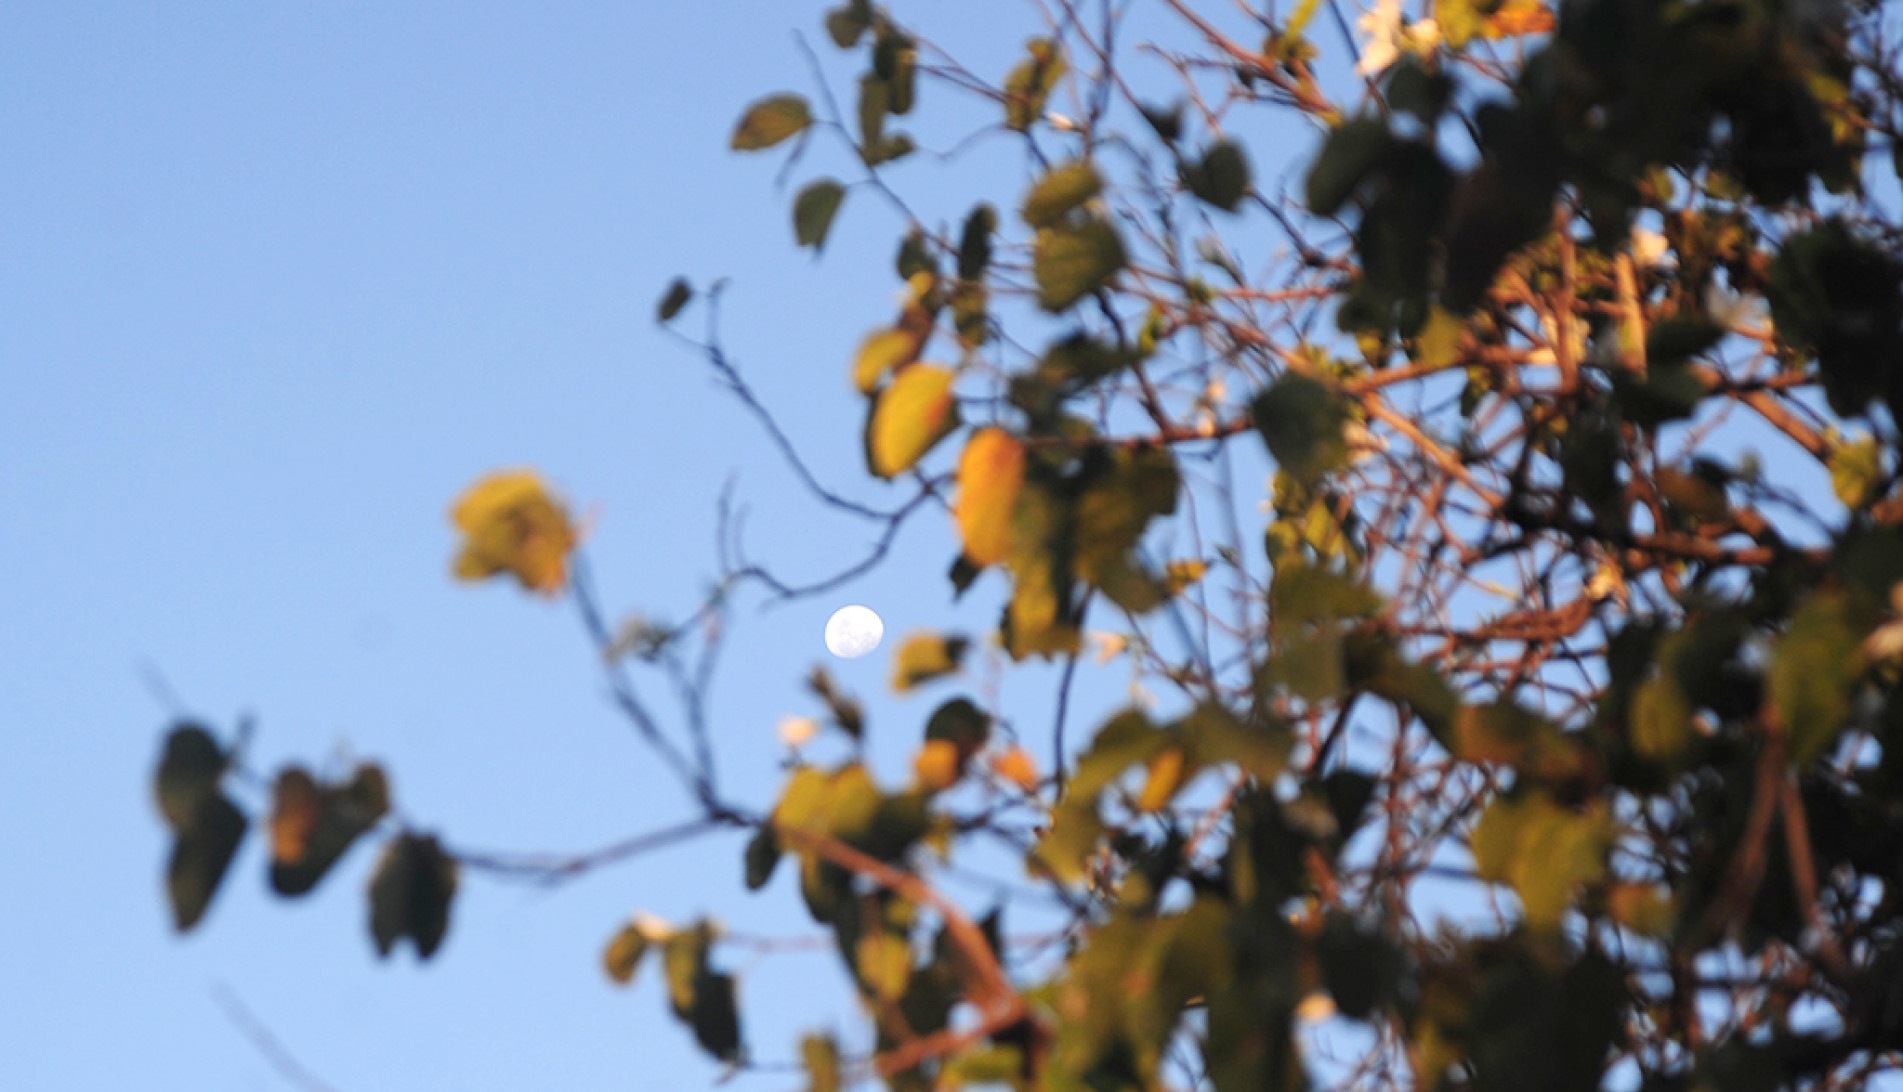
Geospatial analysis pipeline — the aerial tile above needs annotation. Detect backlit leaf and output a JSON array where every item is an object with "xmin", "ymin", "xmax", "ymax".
[
  {"xmin": 890, "ymin": 632, "xmax": 969, "ymax": 691},
  {"xmin": 451, "ymin": 469, "xmax": 577, "ymax": 597},
  {"xmin": 1769, "ymin": 591, "xmax": 1864, "ymax": 766},
  {"xmin": 853, "ymin": 326, "xmax": 926, "ymax": 394},
  {"xmin": 1003, "ymin": 37, "xmax": 1066, "ymax": 131},
  {"xmin": 1022, "ymin": 160, "xmax": 1102, "ymax": 229},
  {"xmin": 793, "ymin": 179, "xmax": 846, "ymax": 251},
  {"xmin": 1033, "ymin": 217, "xmax": 1126, "ymax": 312},
  {"xmin": 603, "ymin": 920, "xmax": 653, "ymax": 985},
  {"xmin": 1831, "ymin": 433, "xmax": 1884, "ymax": 509},
  {"xmin": 155, "ymin": 723, "xmax": 227, "ymax": 831},
  {"xmin": 1471, "ymin": 792, "xmax": 1611, "ymax": 930},
  {"xmin": 868, "ymin": 365, "xmax": 960, "ymax": 478},
  {"xmin": 731, "ymin": 93, "xmax": 812, "ymax": 151},
  {"xmin": 952, "ymin": 427, "xmax": 1024, "ymax": 566},
  {"xmin": 803, "ymin": 1034, "xmax": 842, "ymax": 1092}
]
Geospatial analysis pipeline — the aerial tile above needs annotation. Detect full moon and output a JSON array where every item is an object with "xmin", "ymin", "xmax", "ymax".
[{"xmin": 824, "ymin": 605, "xmax": 884, "ymax": 659}]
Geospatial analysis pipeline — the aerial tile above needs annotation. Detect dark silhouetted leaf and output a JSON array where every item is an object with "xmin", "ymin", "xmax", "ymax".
[
  {"xmin": 268, "ymin": 762, "xmax": 390, "ymax": 897},
  {"xmin": 1306, "ymin": 116, "xmax": 1391, "ymax": 217},
  {"xmin": 957, "ymin": 204, "xmax": 997, "ymax": 280},
  {"xmin": 656, "ymin": 278, "xmax": 693, "ymax": 323},
  {"xmin": 744, "ymin": 825, "xmax": 781, "ymax": 890},
  {"xmin": 1181, "ymin": 141, "xmax": 1251, "ymax": 212},
  {"xmin": 167, "ymin": 792, "xmax": 247, "ymax": 932},
  {"xmin": 156, "ymin": 723, "xmax": 226, "ymax": 831},
  {"xmin": 368, "ymin": 832, "xmax": 458, "ymax": 960}
]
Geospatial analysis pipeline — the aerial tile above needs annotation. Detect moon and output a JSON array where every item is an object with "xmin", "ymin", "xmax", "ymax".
[{"xmin": 824, "ymin": 605, "xmax": 884, "ymax": 659}]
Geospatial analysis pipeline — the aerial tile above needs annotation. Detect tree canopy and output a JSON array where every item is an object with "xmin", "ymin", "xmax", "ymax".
[{"xmin": 151, "ymin": 0, "xmax": 1903, "ymax": 1088}]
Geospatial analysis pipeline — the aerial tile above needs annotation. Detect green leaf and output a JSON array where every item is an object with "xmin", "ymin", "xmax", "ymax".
[
  {"xmin": 1003, "ymin": 37, "xmax": 1066, "ymax": 131},
  {"xmin": 1022, "ymin": 160, "xmax": 1102, "ymax": 229},
  {"xmin": 1033, "ymin": 217, "xmax": 1127, "ymax": 312},
  {"xmin": 1471, "ymin": 792, "xmax": 1611, "ymax": 930},
  {"xmin": 1270, "ymin": 562, "xmax": 1381, "ymax": 624},
  {"xmin": 167, "ymin": 792, "xmax": 247, "ymax": 932},
  {"xmin": 602, "ymin": 920, "xmax": 652, "ymax": 985},
  {"xmin": 368, "ymin": 832, "xmax": 458, "ymax": 960},
  {"xmin": 731, "ymin": 94, "xmax": 812, "ymax": 151},
  {"xmin": 1253, "ymin": 374, "xmax": 1351, "ymax": 484},
  {"xmin": 656, "ymin": 277, "xmax": 693, "ymax": 323},
  {"xmin": 1305, "ymin": 116, "xmax": 1391, "ymax": 217},
  {"xmin": 1831, "ymin": 433, "xmax": 1884, "ymax": 509},
  {"xmin": 1769, "ymin": 591, "xmax": 1864, "ymax": 766},
  {"xmin": 792, "ymin": 179, "xmax": 846, "ymax": 251},
  {"xmin": 1181, "ymin": 140, "xmax": 1251, "ymax": 212},
  {"xmin": 1436, "ymin": 0, "xmax": 1498, "ymax": 48}
]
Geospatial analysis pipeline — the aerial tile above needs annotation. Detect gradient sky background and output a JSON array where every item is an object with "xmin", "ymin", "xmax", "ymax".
[{"xmin": 0, "ymin": 2, "xmax": 1145, "ymax": 1087}]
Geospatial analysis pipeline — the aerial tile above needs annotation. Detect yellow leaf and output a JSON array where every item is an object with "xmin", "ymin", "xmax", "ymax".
[
  {"xmin": 853, "ymin": 328, "xmax": 923, "ymax": 393},
  {"xmin": 1164, "ymin": 559, "xmax": 1207, "ymax": 594},
  {"xmin": 869, "ymin": 366, "xmax": 960, "ymax": 478},
  {"xmin": 1482, "ymin": 0, "xmax": 1553, "ymax": 37},
  {"xmin": 952, "ymin": 428, "xmax": 1026, "ymax": 566},
  {"xmin": 890, "ymin": 631, "xmax": 968, "ymax": 692},
  {"xmin": 914, "ymin": 739, "xmax": 962, "ymax": 792},
  {"xmin": 450, "ymin": 469, "xmax": 577, "ymax": 596},
  {"xmin": 1135, "ymin": 745, "xmax": 1187, "ymax": 812}
]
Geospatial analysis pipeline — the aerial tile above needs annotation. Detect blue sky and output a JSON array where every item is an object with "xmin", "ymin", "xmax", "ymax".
[{"xmin": 0, "ymin": 3, "xmax": 1122, "ymax": 1087}]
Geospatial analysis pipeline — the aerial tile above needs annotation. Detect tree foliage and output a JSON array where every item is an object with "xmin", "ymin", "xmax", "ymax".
[{"xmin": 150, "ymin": 0, "xmax": 1903, "ymax": 1088}]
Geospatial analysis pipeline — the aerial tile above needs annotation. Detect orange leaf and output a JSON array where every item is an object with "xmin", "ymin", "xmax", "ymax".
[
  {"xmin": 952, "ymin": 428, "xmax": 1025, "ymax": 566},
  {"xmin": 869, "ymin": 366, "xmax": 960, "ymax": 478}
]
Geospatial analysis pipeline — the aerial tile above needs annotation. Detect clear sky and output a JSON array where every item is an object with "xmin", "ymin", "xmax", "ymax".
[{"xmin": 0, "ymin": 3, "xmax": 1118, "ymax": 1087}]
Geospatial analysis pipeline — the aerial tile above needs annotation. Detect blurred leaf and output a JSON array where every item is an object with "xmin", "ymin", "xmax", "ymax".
[
  {"xmin": 656, "ymin": 277, "xmax": 693, "ymax": 322},
  {"xmin": 853, "ymin": 326, "xmax": 926, "ymax": 394},
  {"xmin": 167, "ymin": 792, "xmax": 247, "ymax": 932},
  {"xmin": 1022, "ymin": 160, "xmax": 1102, "ymax": 229},
  {"xmin": 803, "ymin": 1034, "xmax": 841, "ymax": 1092},
  {"xmin": 368, "ymin": 833, "xmax": 458, "ymax": 960},
  {"xmin": 890, "ymin": 633, "xmax": 969, "ymax": 692},
  {"xmin": 663, "ymin": 922, "xmax": 743, "ymax": 1062},
  {"xmin": 1831, "ymin": 433, "xmax": 1884, "ymax": 509},
  {"xmin": 868, "ymin": 365, "xmax": 960, "ymax": 478},
  {"xmin": 1605, "ymin": 883, "xmax": 1675, "ymax": 937},
  {"xmin": 953, "ymin": 427, "xmax": 1025, "ymax": 567},
  {"xmin": 1181, "ymin": 140, "xmax": 1251, "ymax": 212},
  {"xmin": 155, "ymin": 723, "xmax": 227, "ymax": 831},
  {"xmin": 1305, "ymin": 116, "xmax": 1390, "ymax": 217},
  {"xmin": 1769, "ymin": 591, "xmax": 1863, "ymax": 766},
  {"xmin": 1471, "ymin": 792, "xmax": 1612, "ymax": 930},
  {"xmin": 1253, "ymin": 374, "xmax": 1351, "ymax": 484},
  {"xmin": 450, "ymin": 469, "xmax": 577, "ymax": 596},
  {"xmin": 731, "ymin": 93, "xmax": 812, "ymax": 151},
  {"xmin": 793, "ymin": 179, "xmax": 846, "ymax": 251},
  {"xmin": 806, "ymin": 667, "xmax": 865, "ymax": 740},
  {"xmin": 603, "ymin": 920, "xmax": 653, "ymax": 985},
  {"xmin": 268, "ymin": 763, "xmax": 390, "ymax": 897},
  {"xmin": 1270, "ymin": 562, "xmax": 1381, "ymax": 624},
  {"xmin": 824, "ymin": 0, "xmax": 872, "ymax": 48},
  {"xmin": 1317, "ymin": 914, "xmax": 1401, "ymax": 1020},
  {"xmin": 1003, "ymin": 37, "xmax": 1066, "ymax": 131},
  {"xmin": 743, "ymin": 825, "xmax": 781, "ymax": 890},
  {"xmin": 1645, "ymin": 318, "xmax": 1725, "ymax": 365},
  {"xmin": 957, "ymin": 203, "xmax": 997, "ymax": 280},
  {"xmin": 924, "ymin": 696, "xmax": 989, "ymax": 762},
  {"xmin": 1033, "ymin": 218, "xmax": 1126, "ymax": 312}
]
